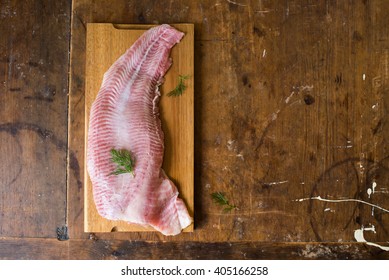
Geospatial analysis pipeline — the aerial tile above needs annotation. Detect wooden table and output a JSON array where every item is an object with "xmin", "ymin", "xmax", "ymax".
[{"xmin": 1, "ymin": 0, "xmax": 388, "ymax": 259}]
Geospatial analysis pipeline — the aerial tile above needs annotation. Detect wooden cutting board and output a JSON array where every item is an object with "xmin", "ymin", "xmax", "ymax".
[{"xmin": 84, "ymin": 23, "xmax": 194, "ymax": 233}]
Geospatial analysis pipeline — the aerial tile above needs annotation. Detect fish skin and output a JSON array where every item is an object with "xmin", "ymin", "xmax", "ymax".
[{"xmin": 87, "ymin": 24, "xmax": 192, "ymax": 236}]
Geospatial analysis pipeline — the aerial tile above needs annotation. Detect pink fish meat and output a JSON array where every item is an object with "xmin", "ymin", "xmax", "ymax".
[{"xmin": 87, "ymin": 24, "xmax": 192, "ymax": 236}]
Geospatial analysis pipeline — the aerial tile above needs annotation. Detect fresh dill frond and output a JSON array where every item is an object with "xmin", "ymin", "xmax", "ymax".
[
  {"xmin": 167, "ymin": 75, "xmax": 190, "ymax": 97},
  {"xmin": 211, "ymin": 192, "xmax": 237, "ymax": 212},
  {"xmin": 110, "ymin": 148, "xmax": 135, "ymax": 176}
]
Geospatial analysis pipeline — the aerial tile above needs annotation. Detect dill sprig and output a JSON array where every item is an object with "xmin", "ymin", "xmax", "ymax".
[
  {"xmin": 167, "ymin": 75, "xmax": 190, "ymax": 97},
  {"xmin": 110, "ymin": 148, "xmax": 135, "ymax": 176},
  {"xmin": 211, "ymin": 192, "xmax": 237, "ymax": 212}
]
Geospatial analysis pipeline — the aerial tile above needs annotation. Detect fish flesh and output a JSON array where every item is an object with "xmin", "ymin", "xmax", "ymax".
[{"xmin": 87, "ymin": 24, "xmax": 192, "ymax": 236}]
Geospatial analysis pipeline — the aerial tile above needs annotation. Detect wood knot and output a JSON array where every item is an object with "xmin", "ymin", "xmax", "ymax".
[{"xmin": 303, "ymin": 94, "xmax": 315, "ymax": 105}]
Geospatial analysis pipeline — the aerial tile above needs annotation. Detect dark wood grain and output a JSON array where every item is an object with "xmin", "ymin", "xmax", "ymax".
[
  {"xmin": 68, "ymin": 0, "xmax": 389, "ymax": 243},
  {"xmin": 0, "ymin": 238, "xmax": 68, "ymax": 260},
  {"xmin": 0, "ymin": 238, "xmax": 388, "ymax": 259},
  {"xmin": 1, "ymin": 0, "xmax": 389, "ymax": 259},
  {"xmin": 0, "ymin": 0, "xmax": 71, "ymax": 237},
  {"xmin": 68, "ymin": 240, "xmax": 389, "ymax": 260}
]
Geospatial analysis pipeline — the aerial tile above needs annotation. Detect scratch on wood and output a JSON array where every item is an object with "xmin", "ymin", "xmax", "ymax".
[
  {"xmin": 383, "ymin": 49, "xmax": 388, "ymax": 84},
  {"xmin": 73, "ymin": 11, "xmax": 86, "ymax": 31},
  {"xmin": 227, "ymin": 0, "xmax": 247, "ymax": 7},
  {"xmin": 264, "ymin": 180, "xmax": 289, "ymax": 186},
  {"xmin": 208, "ymin": 210, "xmax": 296, "ymax": 216},
  {"xmin": 254, "ymin": 10, "xmax": 271, "ymax": 14}
]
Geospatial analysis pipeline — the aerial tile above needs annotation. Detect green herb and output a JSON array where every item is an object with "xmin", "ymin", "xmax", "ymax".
[
  {"xmin": 167, "ymin": 75, "xmax": 190, "ymax": 97},
  {"xmin": 211, "ymin": 192, "xmax": 237, "ymax": 212},
  {"xmin": 110, "ymin": 148, "xmax": 135, "ymax": 176}
]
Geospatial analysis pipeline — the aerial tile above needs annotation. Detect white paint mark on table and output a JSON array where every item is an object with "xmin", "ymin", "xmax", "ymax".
[
  {"xmin": 297, "ymin": 178, "xmax": 389, "ymax": 251},
  {"xmin": 257, "ymin": 201, "xmax": 265, "ymax": 209},
  {"xmin": 295, "ymin": 196, "xmax": 389, "ymax": 213},
  {"xmin": 354, "ymin": 225, "xmax": 389, "ymax": 251},
  {"xmin": 270, "ymin": 109, "xmax": 281, "ymax": 121},
  {"xmin": 363, "ymin": 73, "xmax": 366, "ymax": 81},
  {"xmin": 367, "ymin": 188, "xmax": 372, "ymax": 198},
  {"xmin": 369, "ymin": 181, "xmax": 378, "ymax": 216},
  {"xmin": 265, "ymin": 180, "xmax": 289, "ymax": 186},
  {"xmin": 222, "ymin": 166, "xmax": 232, "ymax": 172},
  {"xmin": 236, "ymin": 153, "xmax": 244, "ymax": 160},
  {"xmin": 372, "ymin": 181, "xmax": 377, "ymax": 193},
  {"xmin": 226, "ymin": 138, "xmax": 245, "ymax": 159},
  {"xmin": 367, "ymin": 181, "xmax": 377, "ymax": 199},
  {"xmin": 297, "ymin": 85, "xmax": 314, "ymax": 91},
  {"xmin": 262, "ymin": 49, "xmax": 267, "ymax": 58},
  {"xmin": 227, "ymin": 139, "xmax": 236, "ymax": 151},
  {"xmin": 285, "ymin": 91, "xmax": 295, "ymax": 104}
]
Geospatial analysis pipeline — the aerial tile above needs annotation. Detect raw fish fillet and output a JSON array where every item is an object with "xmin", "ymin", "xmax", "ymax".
[{"xmin": 87, "ymin": 24, "xmax": 192, "ymax": 236}]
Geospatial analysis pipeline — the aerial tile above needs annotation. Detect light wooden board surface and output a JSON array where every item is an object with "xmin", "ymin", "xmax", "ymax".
[{"xmin": 84, "ymin": 23, "xmax": 194, "ymax": 233}]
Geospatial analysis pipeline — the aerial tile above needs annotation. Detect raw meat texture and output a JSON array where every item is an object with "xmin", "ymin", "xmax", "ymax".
[{"xmin": 87, "ymin": 24, "xmax": 192, "ymax": 236}]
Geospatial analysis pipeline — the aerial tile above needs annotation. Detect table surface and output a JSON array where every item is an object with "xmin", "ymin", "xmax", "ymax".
[{"xmin": 1, "ymin": 0, "xmax": 389, "ymax": 259}]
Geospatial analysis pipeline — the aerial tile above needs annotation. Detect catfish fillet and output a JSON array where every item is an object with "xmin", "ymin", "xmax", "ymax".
[{"xmin": 87, "ymin": 24, "xmax": 192, "ymax": 236}]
